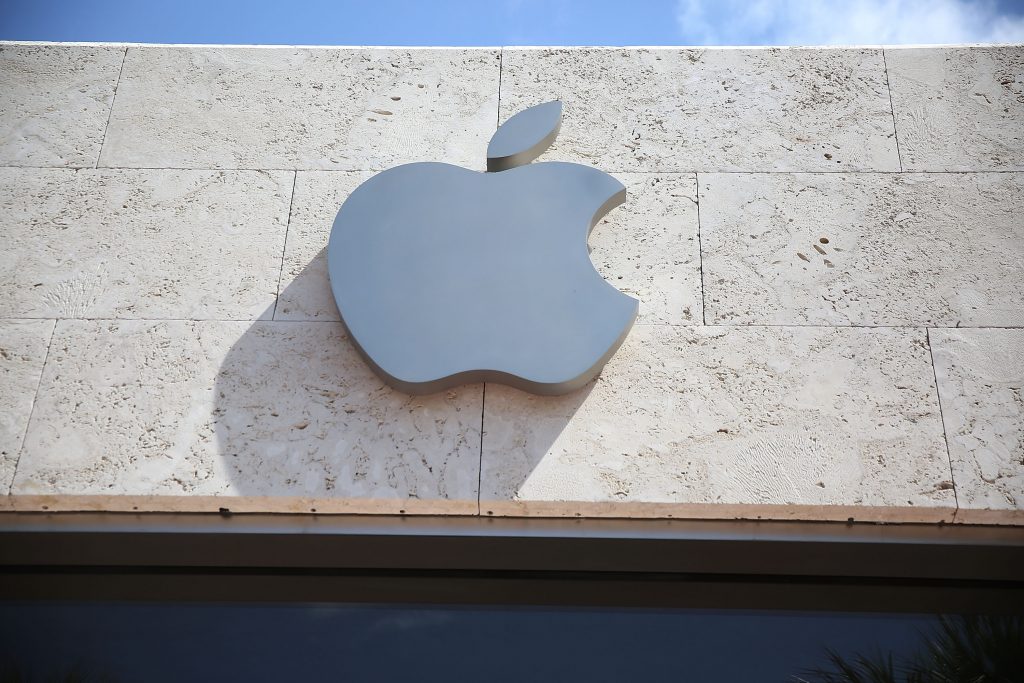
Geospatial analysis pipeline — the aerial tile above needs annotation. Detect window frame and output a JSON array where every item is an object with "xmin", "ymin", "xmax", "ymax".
[{"xmin": 2, "ymin": 512, "xmax": 1022, "ymax": 613}]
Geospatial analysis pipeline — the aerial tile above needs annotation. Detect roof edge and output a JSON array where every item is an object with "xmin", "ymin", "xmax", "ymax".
[{"xmin": 2, "ymin": 39, "xmax": 1022, "ymax": 50}]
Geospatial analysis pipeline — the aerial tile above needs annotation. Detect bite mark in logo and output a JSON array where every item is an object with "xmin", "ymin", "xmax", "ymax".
[{"xmin": 327, "ymin": 101, "xmax": 638, "ymax": 396}]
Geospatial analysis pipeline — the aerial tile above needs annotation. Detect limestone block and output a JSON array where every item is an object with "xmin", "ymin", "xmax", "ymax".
[
  {"xmin": 99, "ymin": 47, "xmax": 500, "ymax": 170},
  {"xmin": 0, "ymin": 319, "xmax": 54, "ymax": 492},
  {"xmin": 0, "ymin": 168, "xmax": 292, "ymax": 320},
  {"xmin": 480, "ymin": 325, "xmax": 953, "ymax": 513},
  {"xmin": 590, "ymin": 174, "xmax": 701, "ymax": 325},
  {"xmin": 0, "ymin": 43, "xmax": 124, "ymax": 167},
  {"xmin": 931, "ymin": 328, "xmax": 1024, "ymax": 512},
  {"xmin": 700, "ymin": 172, "xmax": 1024, "ymax": 326},
  {"xmin": 13, "ymin": 320, "xmax": 482, "ymax": 508},
  {"xmin": 275, "ymin": 171, "xmax": 372, "ymax": 321},
  {"xmin": 277, "ymin": 171, "xmax": 701, "ymax": 325},
  {"xmin": 499, "ymin": 48, "xmax": 900, "ymax": 172},
  {"xmin": 887, "ymin": 46, "xmax": 1024, "ymax": 171}
]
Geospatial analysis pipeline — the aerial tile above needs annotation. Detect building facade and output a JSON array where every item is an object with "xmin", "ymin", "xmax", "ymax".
[
  {"xmin": 0, "ymin": 41, "xmax": 1022, "ymax": 677},
  {"xmin": 2, "ymin": 42, "xmax": 1022, "ymax": 524}
]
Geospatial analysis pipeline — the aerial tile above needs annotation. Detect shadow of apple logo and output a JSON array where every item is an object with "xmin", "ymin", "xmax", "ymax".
[{"xmin": 328, "ymin": 101, "xmax": 639, "ymax": 396}]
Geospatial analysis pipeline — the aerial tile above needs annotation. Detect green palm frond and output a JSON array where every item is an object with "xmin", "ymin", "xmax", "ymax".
[
  {"xmin": 912, "ymin": 615, "xmax": 1024, "ymax": 683},
  {"xmin": 792, "ymin": 615, "xmax": 1024, "ymax": 683},
  {"xmin": 795, "ymin": 648, "xmax": 900, "ymax": 683}
]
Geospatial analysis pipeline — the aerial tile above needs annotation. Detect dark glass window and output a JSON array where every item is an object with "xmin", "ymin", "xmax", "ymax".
[{"xmin": 3, "ymin": 602, "xmax": 1018, "ymax": 682}]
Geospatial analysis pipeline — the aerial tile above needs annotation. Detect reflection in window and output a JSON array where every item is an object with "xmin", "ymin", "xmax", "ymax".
[{"xmin": 4, "ymin": 603, "xmax": 1020, "ymax": 682}]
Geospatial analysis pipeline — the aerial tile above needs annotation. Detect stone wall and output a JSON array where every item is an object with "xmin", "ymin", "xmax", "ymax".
[{"xmin": 1, "ymin": 43, "xmax": 1021, "ymax": 523}]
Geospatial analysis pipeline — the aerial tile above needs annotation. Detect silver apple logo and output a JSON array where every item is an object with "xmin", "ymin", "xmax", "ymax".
[{"xmin": 327, "ymin": 101, "xmax": 638, "ymax": 396}]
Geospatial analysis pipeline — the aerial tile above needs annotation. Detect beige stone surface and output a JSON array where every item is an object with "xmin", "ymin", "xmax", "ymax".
[
  {"xmin": 99, "ymin": 47, "xmax": 500, "ymax": 170},
  {"xmin": 887, "ymin": 46, "xmax": 1024, "ymax": 171},
  {"xmin": 931, "ymin": 328, "xmax": 1024, "ymax": 511},
  {"xmin": 591, "ymin": 174, "xmax": 701, "ymax": 325},
  {"xmin": 12, "ymin": 320, "xmax": 482, "ymax": 508},
  {"xmin": 277, "ymin": 171, "xmax": 701, "ymax": 325},
  {"xmin": 481, "ymin": 325, "xmax": 954, "ymax": 513},
  {"xmin": 275, "ymin": 171, "xmax": 370, "ymax": 321},
  {"xmin": 0, "ymin": 168, "xmax": 292, "ymax": 320},
  {"xmin": 0, "ymin": 43, "xmax": 124, "ymax": 168},
  {"xmin": 0, "ymin": 319, "xmax": 55, "ymax": 492},
  {"xmin": 2, "ymin": 43, "xmax": 1022, "ymax": 524},
  {"xmin": 499, "ymin": 48, "xmax": 900, "ymax": 172},
  {"xmin": 700, "ymin": 172, "xmax": 1024, "ymax": 326}
]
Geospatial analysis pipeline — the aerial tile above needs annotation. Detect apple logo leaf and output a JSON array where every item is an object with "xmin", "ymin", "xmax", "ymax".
[{"xmin": 487, "ymin": 101, "xmax": 563, "ymax": 172}]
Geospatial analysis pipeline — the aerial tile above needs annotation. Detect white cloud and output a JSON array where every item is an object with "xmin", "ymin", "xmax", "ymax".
[{"xmin": 676, "ymin": 0, "xmax": 1024, "ymax": 45}]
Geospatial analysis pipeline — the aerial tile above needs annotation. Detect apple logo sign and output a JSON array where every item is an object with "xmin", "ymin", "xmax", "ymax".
[{"xmin": 327, "ymin": 101, "xmax": 638, "ymax": 396}]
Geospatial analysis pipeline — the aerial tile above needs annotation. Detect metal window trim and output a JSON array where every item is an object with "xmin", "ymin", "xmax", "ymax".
[
  {"xmin": 1, "ymin": 511, "xmax": 1022, "ymax": 576},
  {"xmin": 2, "ymin": 512, "xmax": 1022, "ymax": 613}
]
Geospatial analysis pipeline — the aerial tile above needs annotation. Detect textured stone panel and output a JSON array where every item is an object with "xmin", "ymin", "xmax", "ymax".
[
  {"xmin": 0, "ymin": 168, "xmax": 292, "ymax": 320},
  {"xmin": 99, "ymin": 47, "xmax": 500, "ymax": 170},
  {"xmin": 0, "ymin": 319, "xmax": 55, "ymax": 492},
  {"xmin": 0, "ymin": 43, "xmax": 124, "ymax": 167},
  {"xmin": 591, "ymin": 173, "xmax": 701, "ymax": 325},
  {"xmin": 13, "ymin": 320, "xmax": 482, "ymax": 505},
  {"xmin": 481, "ymin": 325, "xmax": 953, "ymax": 512},
  {"xmin": 700, "ymin": 172, "xmax": 1024, "ymax": 326},
  {"xmin": 499, "ymin": 48, "xmax": 899, "ymax": 172},
  {"xmin": 277, "ymin": 171, "xmax": 701, "ymax": 325},
  {"xmin": 887, "ymin": 46, "xmax": 1024, "ymax": 171},
  {"xmin": 931, "ymin": 328, "xmax": 1024, "ymax": 511},
  {"xmin": 275, "ymin": 171, "xmax": 371, "ymax": 321}
]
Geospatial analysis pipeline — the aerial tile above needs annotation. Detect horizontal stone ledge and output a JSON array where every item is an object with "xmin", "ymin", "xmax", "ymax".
[
  {"xmin": 4, "ymin": 494, "xmax": 1019, "ymax": 526},
  {"xmin": 0, "ymin": 494, "xmax": 477, "ymax": 517}
]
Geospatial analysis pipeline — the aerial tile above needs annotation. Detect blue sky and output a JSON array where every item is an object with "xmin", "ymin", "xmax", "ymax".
[{"xmin": 3, "ymin": 0, "xmax": 1024, "ymax": 45}]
